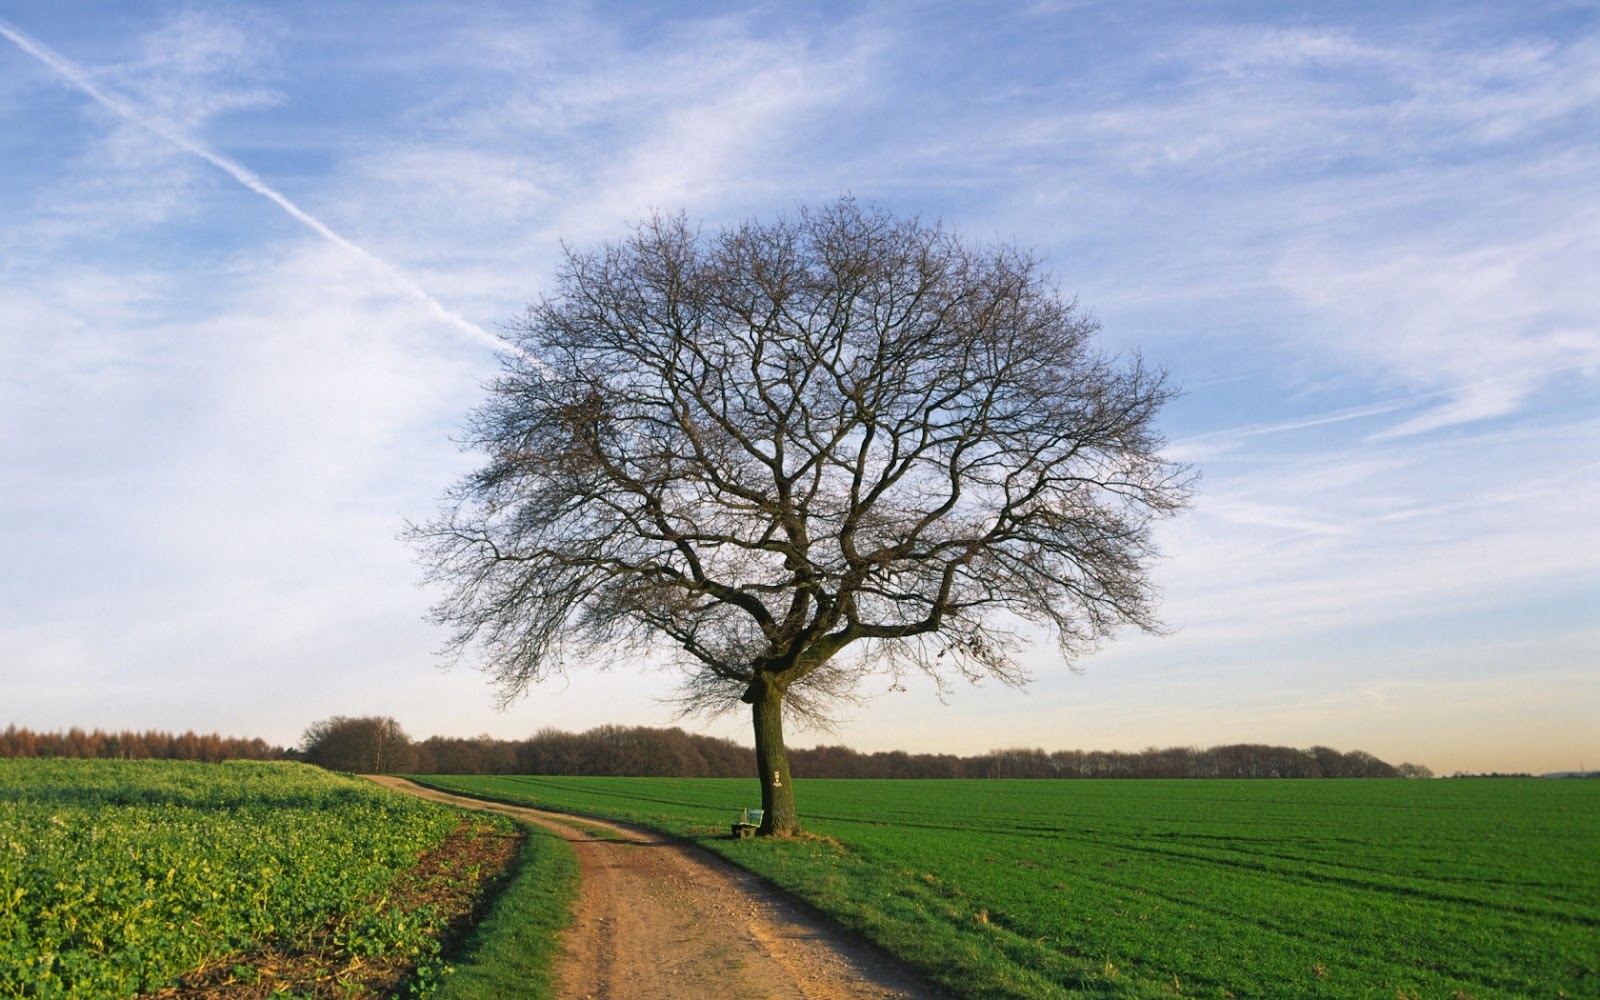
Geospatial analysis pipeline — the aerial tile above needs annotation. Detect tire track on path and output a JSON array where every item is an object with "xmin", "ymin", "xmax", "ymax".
[{"xmin": 365, "ymin": 776, "xmax": 945, "ymax": 1000}]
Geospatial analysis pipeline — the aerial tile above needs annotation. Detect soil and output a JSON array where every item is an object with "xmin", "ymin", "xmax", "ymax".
[{"xmin": 366, "ymin": 776, "xmax": 947, "ymax": 1000}]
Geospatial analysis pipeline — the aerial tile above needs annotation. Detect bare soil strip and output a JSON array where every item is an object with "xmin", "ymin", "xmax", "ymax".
[{"xmin": 365, "ymin": 776, "xmax": 945, "ymax": 1000}]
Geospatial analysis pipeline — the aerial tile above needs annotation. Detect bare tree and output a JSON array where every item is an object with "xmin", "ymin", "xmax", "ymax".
[
  {"xmin": 300, "ymin": 715, "xmax": 416, "ymax": 774},
  {"xmin": 412, "ymin": 198, "xmax": 1192, "ymax": 834}
]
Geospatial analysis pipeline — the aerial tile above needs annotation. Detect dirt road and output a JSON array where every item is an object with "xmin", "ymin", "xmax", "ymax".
[{"xmin": 366, "ymin": 776, "xmax": 945, "ymax": 1000}]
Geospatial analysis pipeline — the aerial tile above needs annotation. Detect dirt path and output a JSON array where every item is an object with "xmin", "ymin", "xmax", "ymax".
[{"xmin": 365, "ymin": 776, "xmax": 945, "ymax": 1000}]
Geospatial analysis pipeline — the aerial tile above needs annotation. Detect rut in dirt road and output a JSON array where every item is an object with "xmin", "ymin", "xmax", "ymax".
[{"xmin": 366, "ymin": 776, "xmax": 947, "ymax": 1000}]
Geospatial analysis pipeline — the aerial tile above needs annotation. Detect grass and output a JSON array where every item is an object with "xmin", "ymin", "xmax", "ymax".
[
  {"xmin": 412, "ymin": 774, "xmax": 1600, "ymax": 1000},
  {"xmin": 429, "ymin": 819, "xmax": 578, "ymax": 1000},
  {"xmin": 21, "ymin": 761, "xmax": 1584, "ymax": 998}
]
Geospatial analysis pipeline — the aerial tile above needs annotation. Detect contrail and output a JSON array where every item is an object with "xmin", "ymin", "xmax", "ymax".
[{"xmin": 0, "ymin": 18, "xmax": 519, "ymax": 357}]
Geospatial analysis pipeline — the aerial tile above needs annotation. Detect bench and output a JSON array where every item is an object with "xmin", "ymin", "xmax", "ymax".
[{"xmin": 731, "ymin": 807, "xmax": 763, "ymax": 837}]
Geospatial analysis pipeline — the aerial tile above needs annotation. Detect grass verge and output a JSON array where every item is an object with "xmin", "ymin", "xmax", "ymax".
[{"xmin": 429, "ymin": 818, "xmax": 579, "ymax": 1000}]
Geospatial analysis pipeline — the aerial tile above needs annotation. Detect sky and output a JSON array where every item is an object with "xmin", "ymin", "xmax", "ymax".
[{"xmin": 2, "ymin": 1, "xmax": 1595, "ymax": 777}]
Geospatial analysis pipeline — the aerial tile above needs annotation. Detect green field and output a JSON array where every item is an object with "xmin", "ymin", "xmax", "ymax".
[
  {"xmin": 0, "ymin": 759, "xmax": 533, "ymax": 998},
  {"xmin": 414, "ymin": 774, "xmax": 1600, "ymax": 1000}
]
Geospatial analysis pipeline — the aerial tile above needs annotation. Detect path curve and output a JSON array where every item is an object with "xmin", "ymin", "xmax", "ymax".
[{"xmin": 365, "ymin": 776, "xmax": 945, "ymax": 1000}]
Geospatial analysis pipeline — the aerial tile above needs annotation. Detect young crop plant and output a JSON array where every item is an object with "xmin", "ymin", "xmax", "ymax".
[{"xmin": 0, "ymin": 759, "xmax": 522, "ymax": 998}]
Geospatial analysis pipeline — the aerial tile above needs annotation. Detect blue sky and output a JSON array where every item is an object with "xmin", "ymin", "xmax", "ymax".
[{"xmin": 2, "ymin": 1, "xmax": 1595, "ymax": 774}]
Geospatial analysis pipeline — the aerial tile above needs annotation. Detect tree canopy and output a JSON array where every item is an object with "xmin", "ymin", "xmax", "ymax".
[
  {"xmin": 300, "ymin": 715, "xmax": 416, "ymax": 774},
  {"xmin": 413, "ymin": 198, "xmax": 1193, "ymax": 832}
]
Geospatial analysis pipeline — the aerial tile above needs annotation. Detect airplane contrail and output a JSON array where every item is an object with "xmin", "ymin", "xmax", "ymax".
[{"xmin": 0, "ymin": 18, "xmax": 520, "ymax": 357}]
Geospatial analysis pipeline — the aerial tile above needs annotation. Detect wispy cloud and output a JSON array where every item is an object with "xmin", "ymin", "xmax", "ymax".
[
  {"xmin": 2, "ymin": 3, "xmax": 1594, "ymax": 774},
  {"xmin": 1167, "ymin": 396, "xmax": 1436, "ymax": 462},
  {"xmin": 0, "ymin": 17, "xmax": 513, "ymax": 355},
  {"xmin": 1275, "ymin": 209, "xmax": 1600, "ymax": 435},
  {"xmin": 1157, "ymin": 412, "xmax": 1600, "ymax": 645},
  {"xmin": 286, "ymin": 8, "xmax": 894, "ymax": 329},
  {"xmin": 948, "ymin": 17, "xmax": 1600, "ymax": 434}
]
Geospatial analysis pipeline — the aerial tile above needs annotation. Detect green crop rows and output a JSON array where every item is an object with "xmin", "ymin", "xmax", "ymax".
[
  {"xmin": 415, "ymin": 774, "xmax": 1600, "ymax": 1000},
  {"xmin": 0, "ymin": 759, "xmax": 472, "ymax": 998}
]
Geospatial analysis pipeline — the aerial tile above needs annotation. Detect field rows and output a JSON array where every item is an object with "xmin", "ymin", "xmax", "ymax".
[
  {"xmin": 6, "ymin": 761, "xmax": 1593, "ymax": 999},
  {"xmin": 416, "ymin": 775, "xmax": 1600, "ymax": 1000},
  {"xmin": 0, "ymin": 760, "xmax": 492, "ymax": 997}
]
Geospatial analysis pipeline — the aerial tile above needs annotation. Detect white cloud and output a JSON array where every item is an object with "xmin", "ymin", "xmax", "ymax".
[
  {"xmin": 1154, "ymin": 24, "xmax": 1600, "ymax": 164},
  {"xmin": 1005, "ymin": 21, "xmax": 1600, "ymax": 434},
  {"xmin": 1275, "ymin": 206, "xmax": 1600, "ymax": 434},
  {"xmin": 291, "ymin": 9, "xmax": 893, "ymax": 331},
  {"xmin": 3, "ymin": 3, "xmax": 1596, "ymax": 773},
  {"xmin": 1154, "ymin": 413, "xmax": 1600, "ymax": 645},
  {"xmin": 0, "ymin": 230, "xmax": 501, "ymax": 742},
  {"xmin": 1, "ymin": 11, "xmax": 286, "ymax": 244},
  {"xmin": 111, "ymin": 9, "xmax": 283, "ymax": 132}
]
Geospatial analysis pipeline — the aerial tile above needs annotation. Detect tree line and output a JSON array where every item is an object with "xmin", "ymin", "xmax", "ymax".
[
  {"xmin": 296, "ymin": 716, "xmax": 1432, "ymax": 779},
  {"xmin": 0, "ymin": 725, "xmax": 287, "ymax": 762},
  {"xmin": 1, "ymin": 720, "xmax": 1432, "ymax": 778}
]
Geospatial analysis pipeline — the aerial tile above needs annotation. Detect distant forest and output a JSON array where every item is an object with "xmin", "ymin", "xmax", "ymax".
[
  {"xmin": 0, "ymin": 726, "xmax": 286, "ymax": 762},
  {"xmin": 1, "ymin": 721, "xmax": 1432, "ymax": 779}
]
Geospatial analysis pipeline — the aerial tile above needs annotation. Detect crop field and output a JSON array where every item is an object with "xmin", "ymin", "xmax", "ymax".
[
  {"xmin": 0, "ymin": 759, "xmax": 522, "ymax": 998},
  {"xmin": 415, "ymin": 774, "xmax": 1600, "ymax": 1000}
]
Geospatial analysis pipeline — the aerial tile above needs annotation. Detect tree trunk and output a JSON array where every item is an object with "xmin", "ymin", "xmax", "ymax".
[{"xmin": 747, "ymin": 673, "xmax": 800, "ymax": 835}]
